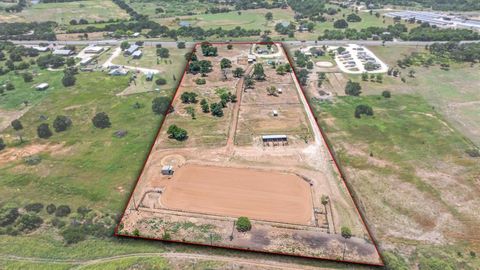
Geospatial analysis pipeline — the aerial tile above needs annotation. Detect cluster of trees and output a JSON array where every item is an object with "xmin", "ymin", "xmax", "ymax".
[
  {"xmin": 201, "ymin": 43, "xmax": 218, "ymax": 56},
  {"xmin": 206, "ymin": 7, "xmax": 231, "ymax": 14},
  {"xmin": 188, "ymin": 57, "xmax": 213, "ymax": 76},
  {"xmin": 231, "ymin": 0, "xmax": 285, "ymax": 10},
  {"xmin": 69, "ymin": 19, "xmax": 89, "ymax": 25},
  {"xmin": 180, "ymin": 92, "xmax": 198, "ymax": 104},
  {"xmin": 287, "ymin": 0, "xmax": 326, "ymax": 18},
  {"xmin": 274, "ymin": 22, "xmax": 296, "ymax": 36},
  {"xmin": 0, "ymin": 22, "xmax": 57, "ymax": 40},
  {"xmin": 167, "ymin": 124, "xmax": 188, "ymax": 141},
  {"xmin": 37, "ymin": 54, "xmax": 65, "ymax": 69},
  {"xmin": 252, "ymin": 63, "xmax": 266, "ymax": 80},
  {"xmin": 362, "ymin": 72, "xmax": 383, "ymax": 83},
  {"xmin": 151, "ymin": 96, "xmax": 171, "ymax": 115},
  {"xmin": 36, "ymin": 115, "xmax": 73, "ymax": 139},
  {"xmin": 404, "ymin": 25, "xmax": 479, "ymax": 41},
  {"xmin": 346, "ymin": 13, "xmax": 362, "ymax": 23},
  {"xmin": 276, "ymin": 63, "xmax": 291, "ymax": 75},
  {"xmin": 3, "ymin": 0, "xmax": 26, "ymax": 13},
  {"xmin": 428, "ymin": 42, "xmax": 480, "ymax": 63},
  {"xmin": 62, "ymin": 67, "xmax": 77, "ymax": 87},
  {"xmin": 345, "ymin": 80, "xmax": 362, "ymax": 96},
  {"xmin": 112, "ymin": 0, "xmax": 147, "ymax": 21}
]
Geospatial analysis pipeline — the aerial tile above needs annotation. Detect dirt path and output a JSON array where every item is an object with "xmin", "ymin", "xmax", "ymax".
[
  {"xmin": 226, "ymin": 64, "xmax": 253, "ymax": 153},
  {"xmin": 0, "ymin": 107, "xmax": 29, "ymax": 132},
  {"xmin": 0, "ymin": 253, "xmax": 334, "ymax": 270},
  {"xmin": 101, "ymin": 47, "xmax": 121, "ymax": 68}
]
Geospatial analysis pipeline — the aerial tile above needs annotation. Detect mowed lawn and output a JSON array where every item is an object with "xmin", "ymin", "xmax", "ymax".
[
  {"xmin": 0, "ymin": 0, "xmax": 129, "ymax": 24},
  {"xmin": 312, "ymin": 94, "xmax": 480, "ymax": 269}
]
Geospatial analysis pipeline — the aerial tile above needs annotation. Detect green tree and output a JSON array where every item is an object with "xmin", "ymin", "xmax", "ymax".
[
  {"xmin": 361, "ymin": 72, "xmax": 369, "ymax": 81},
  {"xmin": 22, "ymin": 72, "xmax": 33, "ymax": 82},
  {"xmin": 180, "ymin": 92, "xmax": 198, "ymax": 104},
  {"xmin": 177, "ymin": 42, "xmax": 186, "ymax": 49},
  {"xmin": 354, "ymin": 104, "xmax": 374, "ymax": 118},
  {"xmin": 92, "ymin": 112, "xmax": 111, "ymax": 129},
  {"xmin": 55, "ymin": 205, "xmax": 71, "ymax": 217},
  {"xmin": 236, "ymin": 216, "xmax": 252, "ymax": 232},
  {"xmin": 276, "ymin": 65, "xmax": 286, "ymax": 75},
  {"xmin": 244, "ymin": 75, "xmax": 255, "ymax": 89},
  {"xmin": 210, "ymin": 103, "xmax": 224, "ymax": 117},
  {"xmin": 53, "ymin": 115, "xmax": 72, "ymax": 132},
  {"xmin": 341, "ymin": 226, "xmax": 352, "ymax": 260},
  {"xmin": 152, "ymin": 96, "xmax": 171, "ymax": 115},
  {"xmin": 62, "ymin": 73, "xmax": 76, "ymax": 87},
  {"xmin": 66, "ymin": 57, "xmax": 75, "ymax": 67},
  {"xmin": 233, "ymin": 67, "xmax": 244, "ymax": 77},
  {"xmin": 266, "ymin": 86, "xmax": 278, "ymax": 96},
  {"xmin": 220, "ymin": 58, "xmax": 232, "ymax": 69},
  {"xmin": 61, "ymin": 226, "xmax": 86, "ymax": 244},
  {"xmin": 376, "ymin": 74, "xmax": 383, "ymax": 83},
  {"xmin": 0, "ymin": 138, "xmax": 5, "ymax": 151},
  {"xmin": 157, "ymin": 47, "xmax": 170, "ymax": 58},
  {"xmin": 167, "ymin": 124, "xmax": 188, "ymax": 141},
  {"xmin": 37, "ymin": 123, "xmax": 53, "ymax": 139},
  {"xmin": 345, "ymin": 80, "xmax": 362, "ymax": 96},
  {"xmin": 11, "ymin": 119, "xmax": 24, "ymax": 143},
  {"xmin": 252, "ymin": 63, "xmax": 266, "ymax": 80},
  {"xmin": 382, "ymin": 90, "xmax": 391, "ymax": 98},
  {"xmin": 265, "ymin": 12, "xmax": 273, "ymax": 21},
  {"xmin": 200, "ymin": 99, "xmax": 210, "ymax": 113},
  {"xmin": 227, "ymin": 44, "xmax": 233, "ymax": 50},
  {"xmin": 155, "ymin": 78, "xmax": 167, "ymax": 85},
  {"xmin": 120, "ymin": 41, "xmax": 130, "ymax": 51},
  {"xmin": 334, "ymin": 19, "xmax": 349, "ymax": 29}
]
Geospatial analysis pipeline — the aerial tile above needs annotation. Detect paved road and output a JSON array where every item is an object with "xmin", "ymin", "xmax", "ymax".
[{"xmin": 10, "ymin": 39, "xmax": 480, "ymax": 47}]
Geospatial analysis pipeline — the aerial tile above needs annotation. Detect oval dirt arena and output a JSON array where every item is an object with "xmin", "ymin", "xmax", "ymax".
[{"xmin": 161, "ymin": 164, "xmax": 314, "ymax": 225}]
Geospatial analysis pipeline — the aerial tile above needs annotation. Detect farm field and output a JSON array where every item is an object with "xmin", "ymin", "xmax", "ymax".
[
  {"xmin": 0, "ymin": 0, "xmax": 129, "ymax": 24},
  {"xmin": 117, "ymin": 42, "xmax": 382, "ymax": 265}
]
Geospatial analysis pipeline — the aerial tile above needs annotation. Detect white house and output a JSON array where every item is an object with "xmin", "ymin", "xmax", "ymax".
[{"xmin": 35, "ymin": 83, "xmax": 49, "ymax": 91}]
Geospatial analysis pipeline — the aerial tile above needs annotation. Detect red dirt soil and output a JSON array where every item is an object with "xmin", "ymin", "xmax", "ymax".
[{"xmin": 161, "ymin": 164, "xmax": 314, "ymax": 225}]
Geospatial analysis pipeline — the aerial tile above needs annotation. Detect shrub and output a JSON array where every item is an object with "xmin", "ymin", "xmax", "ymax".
[
  {"xmin": 177, "ymin": 42, "xmax": 186, "ymax": 49},
  {"xmin": 133, "ymin": 228, "xmax": 140, "ymax": 236},
  {"xmin": 51, "ymin": 217, "xmax": 66, "ymax": 228},
  {"xmin": 152, "ymin": 97, "xmax": 171, "ymax": 115},
  {"xmin": 155, "ymin": 78, "xmax": 167, "ymax": 85},
  {"xmin": 61, "ymin": 226, "xmax": 86, "ymax": 244},
  {"xmin": 6, "ymin": 82, "xmax": 14, "ymax": 91},
  {"xmin": 0, "ymin": 138, "xmax": 5, "ymax": 151},
  {"xmin": 236, "ymin": 217, "xmax": 252, "ymax": 232},
  {"xmin": 334, "ymin": 19, "xmax": 348, "ymax": 29},
  {"xmin": 466, "ymin": 148, "xmax": 480, "ymax": 157},
  {"xmin": 53, "ymin": 115, "xmax": 72, "ymax": 132},
  {"xmin": 167, "ymin": 125, "xmax": 188, "ymax": 141},
  {"xmin": 16, "ymin": 214, "xmax": 43, "ymax": 232},
  {"xmin": 37, "ymin": 123, "xmax": 53, "ymax": 139},
  {"xmin": 180, "ymin": 92, "xmax": 198, "ymax": 104},
  {"xmin": 92, "ymin": 112, "xmax": 111, "ymax": 129},
  {"xmin": 345, "ymin": 80, "xmax": 362, "ymax": 96},
  {"xmin": 227, "ymin": 44, "xmax": 233, "ymax": 50},
  {"xmin": 24, "ymin": 155, "xmax": 42, "ymax": 165},
  {"xmin": 341, "ymin": 226, "xmax": 352, "ymax": 239},
  {"xmin": 24, "ymin": 203, "xmax": 44, "ymax": 213},
  {"xmin": 77, "ymin": 206, "xmax": 91, "ymax": 216},
  {"xmin": 354, "ymin": 104, "xmax": 374, "ymax": 118},
  {"xmin": 382, "ymin": 90, "xmax": 391, "ymax": 98},
  {"xmin": 22, "ymin": 72, "xmax": 33, "ymax": 82},
  {"xmin": 210, "ymin": 102, "xmax": 224, "ymax": 117},
  {"xmin": 62, "ymin": 73, "xmax": 76, "ymax": 87},
  {"xmin": 195, "ymin": 78, "xmax": 206, "ymax": 85},
  {"xmin": 46, "ymin": 204, "xmax": 56, "ymax": 214},
  {"xmin": 55, "ymin": 205, "xmax": 71, "ymax": 217},
  {"xmin": 0, "ymin": 208, "xmax": 19, "ymax": 227}
]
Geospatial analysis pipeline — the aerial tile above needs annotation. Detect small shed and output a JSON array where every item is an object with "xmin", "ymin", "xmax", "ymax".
[
  {"xmin": 262, "ymin": 134, "xmax": 287, "ymax": 142},
  {"xmin": 125, "ymin": 44, "xmax": 139, "ymax": 55},
  {"xmin": 84, "ymin": 46, "xmax": 104, "ymax": 54},
  {"xmin": 161, "ymin": 165, "xmax": 174, "ymax": 175},
  {"xmin": 132, "ymin": 50, "xmax": 142, "ymax": 59},
  {"xmin": 277, "ymin": 88, "xmax": 283, "ymax": 94},
  {"xmin": 53, "ymin": 49, "xmax": 74, "ymax": 56},
  {"xmin": 272, "ymin": 110, "xmax": 278, "ymax": 117},
  {"xmin": 80, "ymin": 57, "xmax": 93, "ymax": 66},
  {"xmin": 179, "ymin": 21, "xmax": 191, "ymax": 27},
  {"xmin": 35, "ymin": 83, "xmax": 49, "ymax": 91},
  {"xmin": 247, "ymin": 54, "xmax": 256, "ymax": 63},
  {"xmin": 109, "ymin": 68, "xmax": 128, "ymax": 76},
  {"xmin": 146, "ymin": 72, "xmax": 154, "ymax": 81}
]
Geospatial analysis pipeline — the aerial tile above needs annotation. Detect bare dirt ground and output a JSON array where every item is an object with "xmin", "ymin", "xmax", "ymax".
[
  {"xmin": 118, "ymin": 43, "xmax": 382, "ymax": 265},
  {"xmin": 160, "ymin": 164, "xmax": 314, "ymax": 225}
]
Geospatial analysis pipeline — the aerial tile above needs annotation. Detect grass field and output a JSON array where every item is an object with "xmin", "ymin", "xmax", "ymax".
[
  {"xmin": 365, "ymin": 46, "xmax": 480, "ymax": 146},
  {"xmin": 128, "ymin": 0, "xmax": 218, "ymax": 18},
  {"xmin": 156, "ymin": 8, "xmax": 294, "ymax": 31},
  {"xmin": 311, "ymin": 94, "xmax": 480, "ymax": 269},
  {"xmin": 0, "ymin": 0, "xmax": 129, "ymax": 24}
]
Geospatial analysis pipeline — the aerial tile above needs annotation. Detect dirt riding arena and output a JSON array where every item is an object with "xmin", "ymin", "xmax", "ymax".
[
  {"xmin": 117, "ymin": 42, "xmax": 383, "ymax": 265},
  {"xmin": 160, "ymin": 164, "xmax": 313, "ymax": 225}
]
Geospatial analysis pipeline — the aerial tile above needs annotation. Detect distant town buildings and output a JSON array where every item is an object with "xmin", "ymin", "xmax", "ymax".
[{"xmin": 385, "ymin": 11, "xmax": 480, "ymax": 31}]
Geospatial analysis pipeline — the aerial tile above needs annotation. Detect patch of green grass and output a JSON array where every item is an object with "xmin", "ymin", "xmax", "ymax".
[
  {"xmin": 8, "ymin": 0, "xmax": 129, "ymax": 24},
  {"xmin": 0, "ymin": 260, "xmax": 73, "ymax": 270},
  {"xmin": 0, "ymin": 72, "xmax": 171, "ymax": 211}
]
